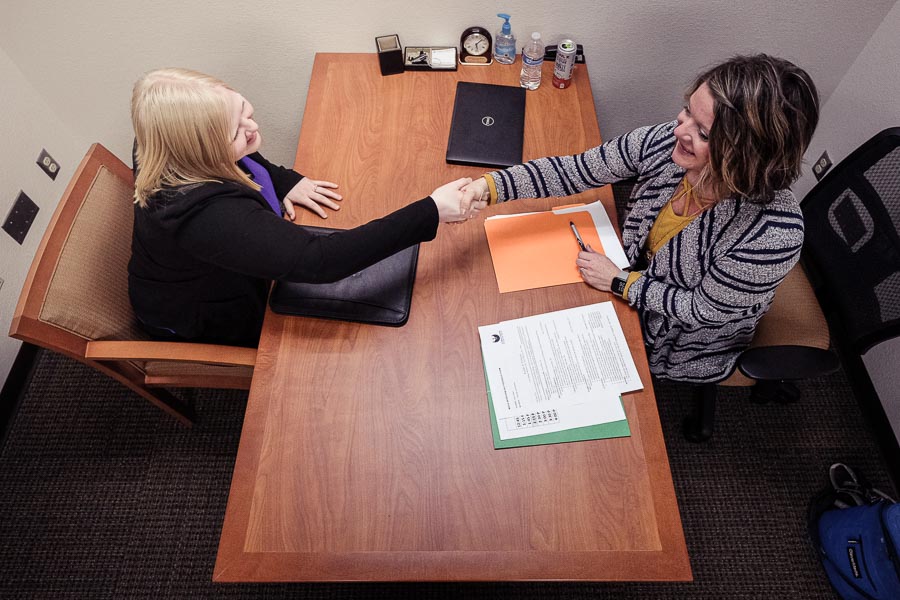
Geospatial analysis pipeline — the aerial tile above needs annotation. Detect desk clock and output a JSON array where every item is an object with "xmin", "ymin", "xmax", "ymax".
[{"xmin": 459, "ymin": 26, "xmax": 493, "ymax": 65}]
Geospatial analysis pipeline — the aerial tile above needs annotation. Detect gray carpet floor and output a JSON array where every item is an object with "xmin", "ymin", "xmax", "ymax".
[{"xmin": 0, "ymin": 349, "xmax": 894, "ymax": 599}]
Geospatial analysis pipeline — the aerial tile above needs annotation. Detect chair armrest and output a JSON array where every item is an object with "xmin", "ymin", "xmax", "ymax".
[
  {"xmin": 737, "ymin": 345, "xmax": 839, "ymax": 381},
  {"xmin": 85, "ymin": 340, "xmax": 257, "ymax": 367}
]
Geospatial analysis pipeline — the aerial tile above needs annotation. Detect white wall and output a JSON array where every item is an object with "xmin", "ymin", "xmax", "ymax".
[
  {"xmin": 792, "ymin": 2, "xmax": 900, "ymax": 440},
  {"xmin": 1, "ymin": 0, "xmax": 898, "ymax": 388},
  {"xmin": 0, "ymin": 48, "xmax": 82, "ymax": 387},
  {"xmin": 1, "ymin": 1, "xmax": 895, "ymax": 165},
  {"xmin": 793, "ymin": 2, "xmax": 900, "ymax": 200}
]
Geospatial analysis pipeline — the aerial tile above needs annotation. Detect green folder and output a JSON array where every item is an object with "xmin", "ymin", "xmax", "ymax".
[{"xmin": 483, "ymin": 361, "xmax": 631, "ymax": 449}]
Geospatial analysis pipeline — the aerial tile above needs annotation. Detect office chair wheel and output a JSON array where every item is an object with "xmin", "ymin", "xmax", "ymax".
[{"xmin": 750, "ymin": 381, "xmax": 801, "ymax": 405}]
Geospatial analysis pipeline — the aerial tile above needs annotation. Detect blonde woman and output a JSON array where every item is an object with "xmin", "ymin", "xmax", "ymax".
[
  {"xmin": 464, "ymin": 54, "xmax": 820, "ymax": 383},
  {"xmin": 129, "ymin": 68, "xmax": 483, "ymax": 346}
]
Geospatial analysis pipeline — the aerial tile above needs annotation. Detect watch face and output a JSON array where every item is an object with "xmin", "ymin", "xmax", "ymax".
[{"xmin": 463, "ymin": 33, "xmax": 489, "ymax": 56}]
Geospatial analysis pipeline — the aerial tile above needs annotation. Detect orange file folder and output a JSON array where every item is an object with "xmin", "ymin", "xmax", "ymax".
[{"xmin": 484, "ymin": 210, "xmax": 604, "ymax": 293}]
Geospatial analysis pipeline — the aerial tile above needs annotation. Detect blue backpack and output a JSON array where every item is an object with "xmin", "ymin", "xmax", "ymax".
[{"xmin": 808, "ymin": 463, "xmax": 900, "ymax": 600}]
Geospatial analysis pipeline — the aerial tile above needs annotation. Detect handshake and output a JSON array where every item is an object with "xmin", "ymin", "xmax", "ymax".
[{"xmin": 430, "ymin": 177, "xmax": 492, "ymax": 223}]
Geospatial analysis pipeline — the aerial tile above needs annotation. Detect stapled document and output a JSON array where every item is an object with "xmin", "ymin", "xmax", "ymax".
[{"xmin": 479, "ymin": 301, "xmax": 642, "ymax": 444}]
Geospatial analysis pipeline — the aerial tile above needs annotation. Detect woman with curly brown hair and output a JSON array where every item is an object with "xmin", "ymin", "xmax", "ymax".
[{"xmin": 465, "ymin": 54, "xmax": 820, "ymax": 383}]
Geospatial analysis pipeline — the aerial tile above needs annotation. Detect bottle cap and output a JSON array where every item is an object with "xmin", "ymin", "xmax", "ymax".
[{"xmin": 531, "ymin": 32, "xmax": 540, "ymax": 40}]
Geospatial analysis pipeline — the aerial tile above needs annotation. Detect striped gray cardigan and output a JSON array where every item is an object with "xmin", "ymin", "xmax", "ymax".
[{"xmin": 488, "ymin": 121, "xmax": 804, "ymax": 383}]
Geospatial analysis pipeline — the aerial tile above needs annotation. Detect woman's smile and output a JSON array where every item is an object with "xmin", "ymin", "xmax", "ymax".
[{"xmin": 676, "ymin": 140, "xmax": 695, "ymax": 157}]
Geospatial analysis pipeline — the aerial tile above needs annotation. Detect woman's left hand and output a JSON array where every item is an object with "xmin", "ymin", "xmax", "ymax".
[
  {"xmin": 576, "ymin": 245, "xmax": 621, "ymax": 291},
  {"xmin": 283, "ymin": 177, "xmax": 342, "ymax": 220}
]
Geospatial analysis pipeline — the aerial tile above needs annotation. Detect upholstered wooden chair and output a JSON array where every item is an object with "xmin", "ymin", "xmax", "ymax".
[
  {"xmin": 682, "ymin": 262, "xmax": 840, "ymax": 441},
  {"xmin": 10, "ymin": 144, "xmax": 256, "ymax": 426},
  {"xmin": 610, "ymin": 180, "xmax": 840, "ymax": 442}
]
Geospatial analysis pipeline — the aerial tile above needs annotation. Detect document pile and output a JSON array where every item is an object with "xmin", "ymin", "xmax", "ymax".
[{"xmin": 479, "ymin": 302, "xmax": 642, "ymax": 448}]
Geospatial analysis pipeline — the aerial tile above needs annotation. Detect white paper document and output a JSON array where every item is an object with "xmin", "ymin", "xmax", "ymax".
[
  {"xmin": 486, "ymin": 200, "xmax": 629, "ymax": 269},
  {"xmin": 551, "ymin": 201, "xmax": 629, "ymax": 269},
  {"xmin": 479, "ymin": 302, "xmax": 642, "ymax": 440}
]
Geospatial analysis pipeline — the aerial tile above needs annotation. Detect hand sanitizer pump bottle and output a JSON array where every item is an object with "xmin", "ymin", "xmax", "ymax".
[{"xmin": 494, "ymin": 13, "xmax": 516, "ymax": 64}]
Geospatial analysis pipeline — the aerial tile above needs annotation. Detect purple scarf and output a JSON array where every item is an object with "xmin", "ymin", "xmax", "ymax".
[{"xmin": 239, "ymin": 156, "xmax": 281, "ymax": 215}]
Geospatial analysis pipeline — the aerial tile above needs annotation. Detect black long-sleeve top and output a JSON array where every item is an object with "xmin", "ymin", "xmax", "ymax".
[{"xmin": 128, "ymin": 152, "xmax": 438, "ymax": 346}]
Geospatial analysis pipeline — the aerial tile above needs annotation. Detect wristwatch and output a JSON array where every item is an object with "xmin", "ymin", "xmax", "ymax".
[{"xmin": 610, "ymin": 270, "xmax": 629, "ymax": 297}]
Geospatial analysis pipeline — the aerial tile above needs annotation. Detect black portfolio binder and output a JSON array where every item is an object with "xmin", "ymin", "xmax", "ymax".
[
  {"xmin": 268, "ymin": 226, "xmax": 419, "ymax": 327},
  {"xmin": 446, "ymin": 82, "xmax": 526, "ymax": 168}
]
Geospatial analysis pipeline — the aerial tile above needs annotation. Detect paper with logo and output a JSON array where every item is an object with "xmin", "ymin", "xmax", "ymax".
[
  {"xmin": 483, "ymin": 200, "xmax": 628, "ymax": 293},
  {"xmin": 478, "ymin": 301, "xmax": 641, "ymax": 443}
]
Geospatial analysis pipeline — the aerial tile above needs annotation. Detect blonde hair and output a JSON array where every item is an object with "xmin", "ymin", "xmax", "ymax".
[
  {"xmin": 687, "ymin": 54, "xmax": 820, "ymax": 203},
  {"xmin": 131, "ymin": 67, "xmax": 259, "ymax": 207}
]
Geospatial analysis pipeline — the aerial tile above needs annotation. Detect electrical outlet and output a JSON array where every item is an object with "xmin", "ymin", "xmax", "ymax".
[
  {"xmin": 2, "ymin": 191, "xmax": 40, "ymax": 245},
  {"xmin": 36, "ymin": 149, "xmax": 60, "ymax": 181},
  {"xmin": 812, "ymin": 150, "xmax": 832, "ymax": 181}
]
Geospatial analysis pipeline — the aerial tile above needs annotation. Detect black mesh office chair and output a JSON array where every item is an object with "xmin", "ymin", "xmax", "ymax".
[
  {"xmin": 684, "ymin": 127, "xmax": 900, "ymax": 445},
  {"xmin": 803, "ymin": 128, "xmax": 900, "ymax": 357},
  {"xmin": 800, "ymin": 127, "xmax": 900, "ymax": 482}
]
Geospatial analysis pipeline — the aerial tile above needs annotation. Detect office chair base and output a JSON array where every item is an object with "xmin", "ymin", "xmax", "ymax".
[
  {"xmin": 749, "ymin": 381, "xmax": 801, "ymax": 405},
  {"xmin": 683, "ymin": 380, "xmax": 802, "ymax": 443}
]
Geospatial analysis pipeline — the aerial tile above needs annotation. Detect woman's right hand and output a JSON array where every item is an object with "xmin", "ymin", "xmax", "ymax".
[
  {"xmin": 576, "ymin": 245, "xmax": 621, "ymax": 291},
  {"xmin": 463, "ymin": 177, "xmax": 490, "ymax": 204},
  {"xmin": 430, "ymin": 178, "xmax": 487, "ymax": 223}
]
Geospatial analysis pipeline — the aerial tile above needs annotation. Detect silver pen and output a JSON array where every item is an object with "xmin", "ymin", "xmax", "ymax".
[{"xmin": 569, "ymin": 221, "xmax": 587, "ymax": 251}]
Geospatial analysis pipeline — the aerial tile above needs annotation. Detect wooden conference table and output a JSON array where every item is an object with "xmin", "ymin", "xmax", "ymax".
[{"xmin": 214, "ymin": 53, "xmax": 690, "ymax": 582}]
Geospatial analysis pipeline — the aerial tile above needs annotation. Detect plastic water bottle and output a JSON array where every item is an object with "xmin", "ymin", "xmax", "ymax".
[
  {"xmin": 494, "ymin": 13, "xmax": 516, "ymax": 65},
  {"xmin": 519, "ymin": 32, "xmax": 544, "ymax": 90}
]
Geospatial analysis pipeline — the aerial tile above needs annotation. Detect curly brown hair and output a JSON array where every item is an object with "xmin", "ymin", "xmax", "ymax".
[{"xmin": 688, "ymin": 54, "xmax": 820, "ymax": 203}]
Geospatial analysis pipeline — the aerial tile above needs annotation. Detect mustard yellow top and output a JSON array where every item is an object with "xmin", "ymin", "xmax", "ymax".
[{"xmin": 623, "ymin": 178, "xmax": 707, "ymax": 300}]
